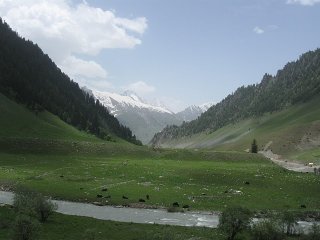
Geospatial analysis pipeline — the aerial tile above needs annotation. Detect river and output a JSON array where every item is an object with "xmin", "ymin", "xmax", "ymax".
[
  {"xmin": 0, "ymin": 191, "xmax": 317, "ymax": 231},
  {"xmin": 0, "ymin": 191, "xmax": 218, "ymax": 228}
]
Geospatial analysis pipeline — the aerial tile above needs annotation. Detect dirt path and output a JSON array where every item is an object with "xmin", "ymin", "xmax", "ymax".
[{"xmin": 260, "ymin": 150, "xmax": 316, "ymax": 173}]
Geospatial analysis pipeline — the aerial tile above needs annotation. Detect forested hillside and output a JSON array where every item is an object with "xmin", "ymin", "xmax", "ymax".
[
  {"xmin": 151, "ymin": 48, "xmax": 320, "ymax": 145},
  {"xmin": 0, "ymin": 19, "xmax": 141, "ymax": 145}
]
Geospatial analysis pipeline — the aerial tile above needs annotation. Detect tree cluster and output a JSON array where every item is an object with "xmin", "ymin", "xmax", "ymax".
[{"xmin": 0, "ymin": 19, "xmax": 141, "ymax": 145}]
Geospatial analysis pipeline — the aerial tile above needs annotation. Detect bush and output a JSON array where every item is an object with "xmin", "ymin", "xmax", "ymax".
[
  {"xmin": 280, "ymin": 211, "xmax": 298, "ymax": 236},
  {"xmin": 302, "ymin": 223, "xmax": 320, "ymax": 240},
  {"xmin": 11, "ymin": 214, "xmax": 40, "ymax": 240},
  {"xmin": 251, "ymin": 219, "xmax": 284, "ymax": 240},
  {"xmin": 218, "ymin": 206, "xmax": 252, "ymax": 240},
  {"xmin": 13, "ymin": 186, "xmax": 57, "ymax": 222}
]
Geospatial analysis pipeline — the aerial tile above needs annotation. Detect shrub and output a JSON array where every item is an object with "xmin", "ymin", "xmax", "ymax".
[
  {"xmin": 280, "ymin": 211, "xmax": 298, "ymax": 236},
  {"xmin": 218, "ymin": 206, "xmax": 252, "ymax": 240},
  {"xmin": 251, "ymin": 219, "xmax": 284, "ymax": 240},
  {"xmin": 302, "ymin": 223, "xmax": 320, "ymax": 240},
  {"xmin": 13, "ymin": 186, "xmax": 57, "ymax": 222},
  {"xmin": 11, "ymin": 214, "xmax": 40, "ymax": 240}
]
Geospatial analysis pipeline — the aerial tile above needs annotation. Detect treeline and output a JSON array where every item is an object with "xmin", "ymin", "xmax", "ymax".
[
  {"xmin": 151, "ymin": 48, "xmax": 320, "ymax": 145},
  {"xmin": 0, "ymin": 19, "xmax": 141, "ymax": 145}
]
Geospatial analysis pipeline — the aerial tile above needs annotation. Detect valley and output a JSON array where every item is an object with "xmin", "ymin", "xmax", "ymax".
[{"xmin": 0, "ymin": 7, "xmax": 320, "ymax": 240}]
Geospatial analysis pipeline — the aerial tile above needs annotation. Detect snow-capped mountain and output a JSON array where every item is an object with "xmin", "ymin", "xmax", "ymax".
[
  {"xmin": 93, "ymin": 90, "xmax": 173, "ymax": 116},
  {"xmin": 176, "ymin": 103, "xmax": 214, "ymax": 122},
  {"xmin": 199, "ymin": 102, "xmax": 214, "ymax": 112},
  {"xmin": 88, "ymin": 88, "xmax": 213, "ymax": 144}
]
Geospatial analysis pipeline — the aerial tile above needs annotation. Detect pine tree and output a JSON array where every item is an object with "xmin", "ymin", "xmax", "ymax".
[{"xmin": 251, "ymin": 139, "xmax": 258, "ymax": 153}]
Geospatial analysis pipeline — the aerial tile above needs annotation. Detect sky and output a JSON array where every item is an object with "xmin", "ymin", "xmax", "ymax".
[{"xmin": 0, "ymin": 0, "xmax": 319, "ymax": 112}]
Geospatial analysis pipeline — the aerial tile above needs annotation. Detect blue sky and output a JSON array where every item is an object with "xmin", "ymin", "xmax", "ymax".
[{"xmin": 1, "ymin": 0, "xmax": 320, "ymax": 111}]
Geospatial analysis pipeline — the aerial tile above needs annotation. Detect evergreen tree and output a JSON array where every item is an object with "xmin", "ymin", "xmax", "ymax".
[{"xmin": 251, "ymin": 139, "xmax": 258, "ymax": 153}]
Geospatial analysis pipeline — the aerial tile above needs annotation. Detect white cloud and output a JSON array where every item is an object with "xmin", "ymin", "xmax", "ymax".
[
  {"xmin": 60, "ymin": 56, "xmax": 108, "ymax": 79},
  {"xmin": 286, "ymin": 0, "xmax": 320, "ymax": 6},
  {"xmin": 253, "ymin": 26, "xmax": 264, "ymax": 34},
  {"xmin": 0, "ymin": 0, "xmax": 147, "ymax": 89},
  {"xmin": 125, "ymin": 81, "xmax": 155, "ymax": 96}
]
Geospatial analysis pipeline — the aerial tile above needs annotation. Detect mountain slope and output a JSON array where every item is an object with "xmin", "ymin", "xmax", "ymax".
[
  {"xmin": 153, "ymin": 96, "xmax": 320, "ymax": 163},
  {"xmin": 91, "ymin": 90, "xmax": 212, "ymax": 144},
  {"xmin": 0, "ymin": 92, "xmax": 100, "ymax": 141},
  {"xmin": 151, "ymin": 49, "xmax": 320, "ymax": 152},
  {"xmin": 0, "ymin": 19, "xmax": 140, "ymax": 145}
]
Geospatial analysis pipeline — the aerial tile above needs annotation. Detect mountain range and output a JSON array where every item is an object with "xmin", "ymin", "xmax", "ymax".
[{"xmin": 87, "ymin": 89, "xmax": 213, "ymax": 144}]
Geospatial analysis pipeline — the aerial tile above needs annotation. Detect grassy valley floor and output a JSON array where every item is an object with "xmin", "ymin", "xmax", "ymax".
[{"xmin": 0, "ymin": 140, "xmax": 319, "ymax": 211}]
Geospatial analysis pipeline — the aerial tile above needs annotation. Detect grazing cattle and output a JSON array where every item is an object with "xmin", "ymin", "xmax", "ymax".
[
  {"xmin": 122, "ymin": 195, "xmax": 128, "ymax": 199},
  {"xmin": 96, "ymin": 194, "xmax": 103, "ymax": 198},
  {"xmin": 146, "ymin": 194, "xmax": 150, "ymax": 200},
  {"xmin": 172, "ymin": 202, "xmax": 179, "ymax": 207},
  {"xmin": 139, "ymin": 198, "xmax": 146, "ymax": 202},
  {"xmin": 101, "ymin": 188, "xmax": 108, "ymax": 192}
]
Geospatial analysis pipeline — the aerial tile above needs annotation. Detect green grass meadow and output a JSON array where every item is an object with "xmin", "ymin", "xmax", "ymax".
[
  {"xmin": 0, "ymin": 206, "xmax": 220, "ymax": 240},
  {"xmin": 0, "ymin": 145, "xmax": 319, "ymax": 211}
]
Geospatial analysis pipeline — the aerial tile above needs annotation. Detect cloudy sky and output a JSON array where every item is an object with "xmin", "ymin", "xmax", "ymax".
[{"xmin": 0, "ymin": 0, "xmax": 319, "ymax": 112}]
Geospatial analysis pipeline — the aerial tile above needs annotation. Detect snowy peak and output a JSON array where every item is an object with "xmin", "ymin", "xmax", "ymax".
[
  {"xmin": 199, "ymin": 102, "xmax": 214, "ymax": 112},
  {"xmin": 93, "ymin": 90, "xmax": 173, "ymax": 115},
  {"xmin": 121, "ymin": 90, "xmax": 143, "ymax": 103},
  {"xmin": 176, "ymin": 102, "xmax": 214, "ymax": 122}
]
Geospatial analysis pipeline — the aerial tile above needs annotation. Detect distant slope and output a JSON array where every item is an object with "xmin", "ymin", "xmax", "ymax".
[
  {"xmin": 155, "ymin": 97, "xmax": 320, "ymax": 163},
  {"xmin": 0, "ymin": 19, "xmax": 140, "ymax": 145},
  {"xmin": 91, "ymin": 89, "xmax": 211, "ymax": 144},
  {"xmin": 151, "ymin": 49, "xmax": 320, "ymax": 148},
  {"xmin": 0, "ymin": 93, "xmax": 99, "ymax": 141}
]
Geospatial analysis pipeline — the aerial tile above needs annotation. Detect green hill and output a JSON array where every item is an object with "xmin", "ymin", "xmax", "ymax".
[
  {"xmin": 155, "ymin": 96, "xmax": 320, "ymax": 163},
  {"xmin": 0, "ymin": 19, "xmax": 141, "ymax": 145},
  {"xmin": 0, "ymin": 93, "xmax": 99, "ymax": 141}
]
